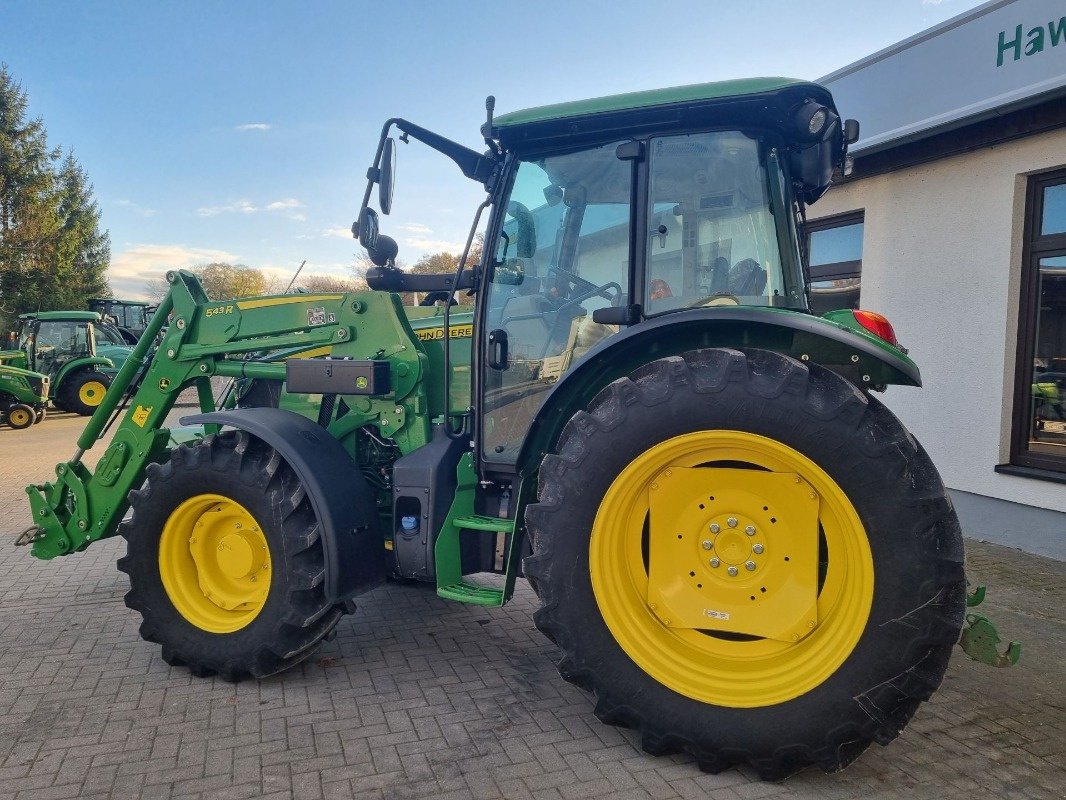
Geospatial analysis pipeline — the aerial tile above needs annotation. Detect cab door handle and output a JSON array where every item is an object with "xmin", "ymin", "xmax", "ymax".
[{"xmin": 488, "ymin": 329, "xmax": 508, "ymax": 370}]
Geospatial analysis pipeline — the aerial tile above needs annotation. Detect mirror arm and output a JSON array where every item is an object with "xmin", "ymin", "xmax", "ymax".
[
  {"xmin": 364, "ymin": 268, "xmax": 475, "ymax": 293},
  {"xmin": 393, "ymin": 119, "xmax": 498, "ymax": 184}
]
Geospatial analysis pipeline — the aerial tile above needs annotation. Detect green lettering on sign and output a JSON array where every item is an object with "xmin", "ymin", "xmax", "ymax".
[{"xmin": 998, "ymin": 17, "xmax": 1066, "ymax": 66}]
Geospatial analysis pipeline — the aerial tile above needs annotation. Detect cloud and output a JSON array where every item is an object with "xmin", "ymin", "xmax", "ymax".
[
  {"xmin": 399, "ymin": 222, "xmax": 433, "ymax": 234},
  {"xmin": 235, "ymin": 123, "xmax": 271, "ymax": 131},
  {"xmin": 108, "ymin": 243, "xmax": 242, "ymax": 297},
  {"xmin": 266, "ymin": 198, "xmax": 303, "ymax": 211},
  {"xmin": 197, "ymin": 199, "xmax": 257, "ymax": 216},
  {"xmin": 322, "ymin": 226, "xmax": 354, "ymax": 239},
  {"xmin": 115, "ymin": 199, "xmax": 157, "ymax": 217},
  {"xmin": 402, "ymin": 236, "xmax": 466, "ymax": 253}
]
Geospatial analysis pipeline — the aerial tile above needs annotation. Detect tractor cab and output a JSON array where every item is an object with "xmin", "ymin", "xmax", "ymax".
[
  {"xmin": 87, "ymin": 298, "xmax": 154, "ymax": 343},
  {"xmin": 11, "ymin": 311, "xmax": 126, "ymax": 415},
  {"xmin": 356, "ymin": 79, "xmax": 861, "ymax": 466},
  {"xmin": 17, "ymin": 312, "xmax": 99, "ymax": 378}
]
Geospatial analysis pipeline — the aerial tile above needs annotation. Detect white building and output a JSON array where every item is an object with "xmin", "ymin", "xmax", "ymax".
[{"xmin": 811, "ymin": 0, "xmax": 1066, "ymax": 558}]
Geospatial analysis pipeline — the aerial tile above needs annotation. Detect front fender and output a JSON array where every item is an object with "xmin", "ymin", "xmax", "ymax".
[
  {"xmin": 180, "ymin": 407, "xmax": 385, "ymax": 602},
  {"xmin": 56, "ymin": 357, "xmax": 115, "ymax": 387},
  {"xmin": 516, "ymin": 306, "xmax": 919, "ymax": 473}
]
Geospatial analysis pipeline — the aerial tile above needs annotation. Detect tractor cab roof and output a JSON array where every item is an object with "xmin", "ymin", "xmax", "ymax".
[
  {"xmin": 19, "ymin": 311, "xmax": 102, "ymax": 322},
  {"xmin": 493, "ymin": 77, "xmax": 836, "ymax": 152}
]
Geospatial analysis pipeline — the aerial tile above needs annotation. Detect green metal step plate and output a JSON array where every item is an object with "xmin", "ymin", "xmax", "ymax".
[
  {"xmin": 437, "ymin": 581, "xmax": 505, "ymax": 605},
  {"xmin": 452, "ymin": 514, "xmax": 516, "ymax": 533}
]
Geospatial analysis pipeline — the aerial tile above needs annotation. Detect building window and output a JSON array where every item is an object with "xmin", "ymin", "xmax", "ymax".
[
  {"xmin": 805, "ymin": 211, "xmax": 863, "ymax": 315},
  {"xmin": 1011, "ymin": 169, "xmax": 1066, "ymax": 473}
]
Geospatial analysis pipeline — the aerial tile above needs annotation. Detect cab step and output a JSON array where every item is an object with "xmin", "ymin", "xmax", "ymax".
[
  {"xmin": 452, "ymin": 514, "xmax": 516, "ymax": 533},
  {"xmin": 436, "ymin": 515, "xmax": 515, "ymax": 605}
]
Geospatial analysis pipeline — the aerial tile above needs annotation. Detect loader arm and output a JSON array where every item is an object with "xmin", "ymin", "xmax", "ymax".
[{"xmin": 23, "ymin": 269, "xmax": 432, "ymax": 560}]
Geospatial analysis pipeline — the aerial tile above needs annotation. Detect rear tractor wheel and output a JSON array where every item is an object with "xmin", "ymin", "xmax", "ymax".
[
  {"xmin": 524, "ymin": 348, "xmax": 965, "ymax": 779},
  {"xmin": 119, "ymin": 431, "xmax": 349, "ymax": 680},
  {"xmin": 60, "ymin": 370, "xmax": 111, "ymax": 416}
]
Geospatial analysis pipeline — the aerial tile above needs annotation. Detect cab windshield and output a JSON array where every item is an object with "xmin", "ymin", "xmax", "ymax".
[{"xmin": 644, "ymin": 131, "xmax": 803, "ymax": 312}]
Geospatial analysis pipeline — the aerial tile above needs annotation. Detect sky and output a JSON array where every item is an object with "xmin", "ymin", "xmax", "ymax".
[{"xmin": 1, "ymin": 0, "xmax": 987, "ymax": 299}]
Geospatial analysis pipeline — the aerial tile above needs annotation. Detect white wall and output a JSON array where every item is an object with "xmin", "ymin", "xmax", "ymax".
[{"xmin": 809, "ymin": 127, "xmax": 1066, "ymax": 513}]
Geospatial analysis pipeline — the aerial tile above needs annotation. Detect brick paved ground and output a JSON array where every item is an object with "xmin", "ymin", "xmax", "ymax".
[{"xmin": 0, "ymin": 414, "xmax": 1063, "ymax": 800}]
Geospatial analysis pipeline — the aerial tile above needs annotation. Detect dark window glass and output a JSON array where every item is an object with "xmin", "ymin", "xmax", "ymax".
[
  {"xmin": 804, "ymin": 212, "xmax": 863, "ymax": 313},
  {"xmin": 1028, "ymin": 255, "xmax": 1066, "ymax": 457},
  {"xmin": 809, "ymin": 223, "xmax": 863, "ymax": 268},
  {"xmin": 1012, "ymin": 170, "xmax": 1066, "ymax": 472},
  {"xmin": 1042, "ymin": 183, "xmax": 1066, "ymax": 235}
]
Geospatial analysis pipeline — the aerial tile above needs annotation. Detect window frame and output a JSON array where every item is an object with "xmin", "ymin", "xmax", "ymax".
[
  {"xmin": 803, "ymin": 210, "xmax": 865, "ymax": 282},
  {"xmin": 1009, "ymin": 167, "xmax": 1066, "ymax": 473}
]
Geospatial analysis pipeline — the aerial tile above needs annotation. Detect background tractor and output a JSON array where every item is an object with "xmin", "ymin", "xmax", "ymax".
[
  {"xmin": 0, "ymin": 363, "xmax": 48, "ymax": 428},
  {"xmin": 0, "ymin": 311, "xmax": 131, "ymax": 415},
  {"xmin": 18, "ymin": 78, "xmax": 1015, "ymax": 778},
  {"xmin": 87, "ymin": 298, "xmax": 156, "ymax": 344}
]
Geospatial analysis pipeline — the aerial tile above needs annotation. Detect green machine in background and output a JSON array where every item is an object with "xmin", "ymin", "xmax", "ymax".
[
  {"xmin": 18, "ymin": 78, "xmax": 1017, "ymax": 779},
  {"xmin": 1, "ymin": 311, "xmax": 131, "ymax": 415},
  {"xmin": 87, "ymin": 298, "xmax": 155, "ymax": 344},
  {"xmin": 0, "ymin": 363, "xmax": 48, "ymax": 428}
]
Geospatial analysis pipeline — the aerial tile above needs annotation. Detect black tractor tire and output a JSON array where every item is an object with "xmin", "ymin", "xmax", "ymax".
[
  {"xmin": 34, "ymin": 407, "xmax": 46, "ymax": 424},
  {"xmin": 6, "ymin": 403, "xmax": 35, "ymax": 429},
  {"xmin": 524, "ymin": 348, "xmax": 965, "ymax": 779},
  {"xmin": 118, "ymin": 431, "xmax": 349, "ymax": 681},
  {"xmin": 59, "ymin": 369, "xmax": 112, "ymax": 416}
]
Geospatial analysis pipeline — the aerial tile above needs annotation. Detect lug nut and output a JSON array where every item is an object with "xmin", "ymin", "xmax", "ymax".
[
  {"xmin": 745, "ymin": 525, "xmax": 756, "ymax": 536},
  {"xmin": 701, "ymin": 540, "xmax": 713, "ymax": 550},
  {"xmin": 752, "ymin": 543, "xmax": 764, "ymax": 554},
  {"xmin": 710, "ymin": 523, "xmax": 721, "ymax": 533},
  {"xmin": 727, "ymin": 565, "xmax": 739, "ymax": 576},
  {"xmin": 710, "ymin": 557, "xmax": 720, "ymax": 568},
  {"xmin": 727, "ymin": 517, "xmax": 738, "ymax": 528},
  {"xmin": 745, "ymin": 560, "xmax": 756, "ymax": 571}
]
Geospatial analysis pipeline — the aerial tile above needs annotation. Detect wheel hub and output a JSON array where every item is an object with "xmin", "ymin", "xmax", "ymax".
[
  {"xmin": 647, "ymin": 467, "xmax": 820, "ymax": 641},
  {"xmin": 159, "ymin": 494, "xmax": 270, "ymax": 630}
]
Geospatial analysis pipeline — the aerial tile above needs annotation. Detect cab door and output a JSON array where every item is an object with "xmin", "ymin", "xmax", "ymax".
[{"xmin": 479, "ymin": 141, "xmax": 636, "ymax": 465}]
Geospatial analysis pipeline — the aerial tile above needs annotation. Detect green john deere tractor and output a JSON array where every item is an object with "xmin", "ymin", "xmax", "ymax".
[
  {"xmin": 2, "ymin": 311, "xmax": 131, "ymax": 415},
  {"xmin": 0, "ymin": 363, "xmax": 49, "ymax": 429},
  {"xmin": 18, "ymin": 78, "xmax": 1017, "ymax": 778},
  {"xmin": 87, "ymin": 298, "xmax": 156, "ymax": 344}
]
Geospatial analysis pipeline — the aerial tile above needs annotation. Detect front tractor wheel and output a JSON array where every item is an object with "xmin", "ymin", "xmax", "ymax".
[
  {"xmin": 5, "ymin": 403, "xmax": 35, "ymax": 429},
  {"xmin": 119, "ymin": 432, "xmax": 348, "ymax": 681},
  {"xmin": 524, "ymin": 348, "xmax": 965, "ymax": 778}
]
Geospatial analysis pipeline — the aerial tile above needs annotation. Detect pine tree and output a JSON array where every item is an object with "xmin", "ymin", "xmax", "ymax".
[{"xmin": 0, "ymin": 64, "xmax": 110, "ymax": 329}]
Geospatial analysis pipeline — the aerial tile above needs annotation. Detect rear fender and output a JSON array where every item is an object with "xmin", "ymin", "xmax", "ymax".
[
  {"xmin": 56, "ymin": 357, "xmax": 115, "ymax": 387},
  {"xmin": 181, "ymin": 407, "xmax": 385, "ymax": 601},
  {"xmin": 516, "ymin": 306, "xmax": 920, "ymax": 474}
]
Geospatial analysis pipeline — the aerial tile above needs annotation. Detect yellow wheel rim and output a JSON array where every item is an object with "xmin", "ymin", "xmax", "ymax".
[
  {"xmin": 8, "ymin": 408, "xmax": 32, "ymax": 427},
  {"xmin": 158, "ymin": 494, "xmax": 271, "ymax": 633},
  {"xmin": 590, "ymin": 430, "xmax": 874, "ymax": 708},
  {"xmin": 78, "ymin": 380, "xmax": 107, "ymax": 406}
]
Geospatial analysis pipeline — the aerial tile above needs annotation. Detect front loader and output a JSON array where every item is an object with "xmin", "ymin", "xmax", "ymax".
[{"xmin": 18, "ymin": 78, "xmax": 1017, "ymax": 779}]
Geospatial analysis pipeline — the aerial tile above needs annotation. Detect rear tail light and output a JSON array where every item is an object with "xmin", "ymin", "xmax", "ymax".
[{"xmin": 852, "ymin": 310, "xmax": 899, "ymax": 347}]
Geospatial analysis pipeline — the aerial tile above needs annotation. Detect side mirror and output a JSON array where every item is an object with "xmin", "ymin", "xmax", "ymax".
[
  {"xmin": 379, "ymin": 137, "xmax": 396, "ymax": 215},
  {"xmin": 843, "ymin": 118, "xmax": 860, "ymax": 145},
  {"xmin": 355, "ymin": 207, "xmax": 379, "ymax": 251}
]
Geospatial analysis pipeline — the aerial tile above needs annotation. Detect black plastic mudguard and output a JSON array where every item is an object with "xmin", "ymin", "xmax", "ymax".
[{"xmin": 180, "ymin": 407, "xmax": 384, "ymax": 601}]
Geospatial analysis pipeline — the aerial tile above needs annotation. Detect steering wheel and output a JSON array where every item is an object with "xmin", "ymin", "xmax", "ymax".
[{"xmin": 548, "ymin": 266, "xmax": 616, "ymax": 302}]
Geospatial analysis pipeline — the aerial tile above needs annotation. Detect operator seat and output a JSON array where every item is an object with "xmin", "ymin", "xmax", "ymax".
[{"xmin": 728, "ymin": 258, "xmax": 767, "ymax": 296}]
